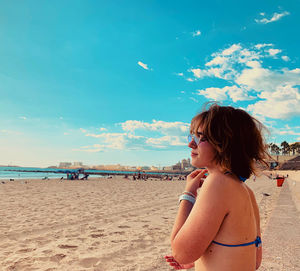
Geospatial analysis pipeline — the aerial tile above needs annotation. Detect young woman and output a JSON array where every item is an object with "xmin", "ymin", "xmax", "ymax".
[{"xmin": 165, "ymin": 104, "xmax": 268, "ymax": 270}]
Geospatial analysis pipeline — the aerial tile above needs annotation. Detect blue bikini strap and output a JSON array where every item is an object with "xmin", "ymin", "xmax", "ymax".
[
  {"xmin": 224, "ymin": 171, "xmax": 247, "ymax": 182},
  {"xmin": 212, "ymin": 236, "xmax": 262, "ymax": 247},
  {"xmin": 238, "ymin": 176, "xmax": 247, "ymax": 182}
]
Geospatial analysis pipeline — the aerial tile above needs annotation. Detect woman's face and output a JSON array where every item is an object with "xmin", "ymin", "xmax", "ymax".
[{"xmin": 188, "ymin": 127, "xmax": 216, "ymax": 169}]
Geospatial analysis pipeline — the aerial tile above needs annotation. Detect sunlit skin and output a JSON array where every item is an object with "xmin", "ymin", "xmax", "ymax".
[
  {"xmin": 165, "ymin": 128, "xmax": 262, "ymax": 270},
  {"xmin": 188, "ymin": 131, "xmax": 217, "ymax": 170}
]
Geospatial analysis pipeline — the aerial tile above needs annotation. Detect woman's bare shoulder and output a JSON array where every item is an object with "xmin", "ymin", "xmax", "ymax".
[
  {"xmin": 244, "ymin": 184, "xmax": 256, "ymax": 200},
  {"xmin": 201, "ymin": 172, "xmax": 238, "ymax": 202}
]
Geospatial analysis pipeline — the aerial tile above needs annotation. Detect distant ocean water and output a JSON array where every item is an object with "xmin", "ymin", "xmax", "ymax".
[
  {"xmin": 0, "ymin": 166, "xmax": 179, "ymax": 180},
  {"xmin": 0, "ymin": 166, "xmax": 138, "ymax": 180},
  {"xmin": 0, "ymin": 166, "xmax": 74, "ymax": 179}
]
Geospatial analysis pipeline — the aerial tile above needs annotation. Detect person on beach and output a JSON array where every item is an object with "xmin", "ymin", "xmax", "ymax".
[{"xmin": 165, "ymin": 104, "xmax": 268, "ymax": 270}]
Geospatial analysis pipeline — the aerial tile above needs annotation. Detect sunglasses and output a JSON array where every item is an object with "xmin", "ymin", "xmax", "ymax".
[{"xmin": 188, "ymin": 134, "xmax": 208, "ymax": 145}]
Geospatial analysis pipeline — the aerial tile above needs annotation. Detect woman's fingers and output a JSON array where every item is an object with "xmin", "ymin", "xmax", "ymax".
[
  {"xmin": 164, "ymin": 255, "xmax": 183, "ymax": 269},
  {"xmin": 188, "ymin": 169, "xmax": 203, "ymax": 178},
  {"xmin": 189, "ymin": 168, "xmax": 208, "ymax": 178}
]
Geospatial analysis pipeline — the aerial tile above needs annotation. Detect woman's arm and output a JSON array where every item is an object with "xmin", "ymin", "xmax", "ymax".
[
  {"xmin": 170, "ymin": 169, "xmax": 208, "ymax": 243},
  {"xmin": 168, "ymin": 170, "xmax": 206, "ymax": 268},
  {"xmin": 171, "ymin": 170, "xmax": 229, "ymax": 264}
]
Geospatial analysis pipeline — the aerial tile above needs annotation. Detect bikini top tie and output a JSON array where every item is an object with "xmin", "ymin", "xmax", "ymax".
[{"xmin": 224, "ymin": 171, "xmax": 247, "ymax": 182}]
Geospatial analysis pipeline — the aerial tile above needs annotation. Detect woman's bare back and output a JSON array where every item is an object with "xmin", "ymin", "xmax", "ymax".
[{"xmin": 195, "ymin": 175, "xmax": 258, "ymax": 271}]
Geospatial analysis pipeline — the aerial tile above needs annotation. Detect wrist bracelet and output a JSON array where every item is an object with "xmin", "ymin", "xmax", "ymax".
[
  {"xmin": 183, "ymin": 191, "xmax": 196, "ymax": 198},
  {"xmin": 178, "ymin": 194, "xmax": 196, "ymax": 205}
]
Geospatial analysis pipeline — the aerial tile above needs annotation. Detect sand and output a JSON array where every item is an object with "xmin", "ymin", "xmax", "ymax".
[{"xmin": 0, "ymin": 172, "xmax": 299, "ymax": 271}]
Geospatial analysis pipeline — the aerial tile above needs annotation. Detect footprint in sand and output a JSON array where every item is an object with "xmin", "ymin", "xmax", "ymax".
[
  {"xmin": 58, "ymin": 244, "xmax": 78, "ymax": 249},
  {"xmin": 118, "ymin": 225, "xmax": 130, "ymax": 229},
  {"xmin": 79, "ymin": 257, "xmax": 100, "ymax": 268},
  {"xmin": 42, "ymin": 249, "xmax": 53, "ymax": 254},
  {"xmin": 50, "ymin": 253, "xmax": 66, "ymax": 262},
  {"xmin": 17, "ymin": 248, "xmax": 36, "ymax": 253},
  {"xmin": 110, "ymin": 231, "xmax": 125, "ymax": 235},
  {"xmin": 90, "ymin": 233, "xmax": 105, "ymax": 238}
]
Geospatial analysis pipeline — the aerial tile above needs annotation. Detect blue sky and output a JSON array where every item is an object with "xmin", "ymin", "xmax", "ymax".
[{"xmin": 0, "ymin": 0, "xmax": 299, "ymax": 167}]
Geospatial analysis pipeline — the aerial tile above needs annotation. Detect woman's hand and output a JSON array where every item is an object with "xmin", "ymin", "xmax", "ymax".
[
  {"xmin": 185, "ymin": 169, "xmax": 208, "ymax": 196},
  {"xmin": 164, "ymin": 255, "xmax": 194, "ymax": 270}
]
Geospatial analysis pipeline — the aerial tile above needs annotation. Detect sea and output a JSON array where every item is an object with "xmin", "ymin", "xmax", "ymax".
[
  {"xmin": 0, "ymin": 166, "xmax": 141, "ymax": 180},
  {"xmin": 0, "ymin": 166, "xmax": 174, "ymax": 180}
]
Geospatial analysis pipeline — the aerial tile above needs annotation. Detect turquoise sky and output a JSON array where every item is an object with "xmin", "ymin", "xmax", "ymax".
[{"xmin": 0, "ymin": 0, "xmax": 299, "ymax": 167}]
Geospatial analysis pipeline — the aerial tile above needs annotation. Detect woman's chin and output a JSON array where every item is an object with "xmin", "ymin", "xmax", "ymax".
[{"xmin": 191, "ymin": 159, "xmax": 203, "ymax": 168}]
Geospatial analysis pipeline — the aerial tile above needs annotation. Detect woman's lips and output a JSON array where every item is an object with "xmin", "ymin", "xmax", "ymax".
[{"xmin": 191, "ymin": 152, "xmax": 197, "ymax": 157}]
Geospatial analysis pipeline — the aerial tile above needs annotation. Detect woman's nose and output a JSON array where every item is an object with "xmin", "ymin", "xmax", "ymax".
[{"xmin": 188, "ymin": 139, "xmax": 197, "ymax": 149}]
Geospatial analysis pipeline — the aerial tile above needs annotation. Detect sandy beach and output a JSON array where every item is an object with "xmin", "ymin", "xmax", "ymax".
[{"xmin": 0, "ymin": 172, "xmax": 299, "ymax": 271}]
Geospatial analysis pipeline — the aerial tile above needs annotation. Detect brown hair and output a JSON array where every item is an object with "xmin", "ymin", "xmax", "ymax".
[{"xmin": 190, "ymin": 103, "xmax": 269, "ymax": 178}]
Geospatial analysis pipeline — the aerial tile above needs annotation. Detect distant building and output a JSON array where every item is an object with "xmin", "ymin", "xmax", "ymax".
[
  {"xmin": 181, "ymin": 158, "xmax": 191, "ymax": 170},
  {"xmin": 150, "ymin": 166, "xmax": 159, "ymax": 171},
  {"xmin": 59, "ymin": 162, "xmax": 72, "ymax": 168},
  {"xmin": 103, "ymin": 164, "xmax": 125, "ymax": 170},
  {"xmin": 172, "ymin": 162, "xmax": 182, "ymax": 171},
  {"xmin": 73, "ymin": 162, "xmax": 83, "ymax": 167}
]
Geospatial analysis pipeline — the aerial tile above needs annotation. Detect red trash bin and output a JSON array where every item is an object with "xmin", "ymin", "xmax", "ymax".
[{"xmin": 277, "ymin": 177, "xmax": 284, "ymax": 187}]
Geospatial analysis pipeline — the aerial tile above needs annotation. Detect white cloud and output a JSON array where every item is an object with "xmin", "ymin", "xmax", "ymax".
[
  {"xmin": 19, "ymin": 116, "xmax": 27, "ymax": 120},
  {"xmin": 185, "ymin": 43, "xmax": 299, "ymax": 119},
  {"xmin": 246, "ymin": 61, "xmax": 261, "ymax": 68},
  {"xmin": 189, "ymin": 68, "xmax": 207, "ymax": 78},
  {"xmin": 278, "ymin": 130, "xmax": 300, "ymax": 136},
  {"xmin": 79, "ymin": 119, "xmax": 190, "ymax": 152},
  {"xmin": 85, "ymin": 132, "xmax": 129, "ymax": 150},
  {"xmin": 121, "ymin": 120, "xmax": 189, "ymax": 135},
  {"xmin": 255, "ymin": 11, "xmax": 290, "ymax": 24},
  {"xmin": 197, "ymin": 85, "xmax": 255, "ymax": 102},
  {"xmin": 281, "ymin": 56, "xmax": 290, "ymax": 62},
  {"xmin": 138, "ymin": 61, "xmax": 151, "ymax": 70},
  {"xmin": 221, "ymin": 44, "xmax": 242, "ymax": 56},
  {"xmin": 187, "ymin": 78, "xmax": 196, "ymax": 82},
  {"xmin": 206, "ymin": 56, "xmax": 227, "ymax": 66},
  {"xmin": 197, "ymin": 87, "xmax": 228, "ymax": 101},
  {"xmin": 255, "ymin": 43, "xmax": 273, "ymax": 50},
  {"xmin": 99, "ymin": 127, "xmax": 107, "ymax": 131},
  {"xmin": 80, "ymin": 128, "xmax": 87, "ymax": 133},
  {"xmin": 282, "ymin": 56, "xmax": 290, "ymax": 62},
  {"xmin": 192, "ymin": 30, "xmax": 201, "ymax": 37},
  {"xmin": 235, "ymin": 67, "xmax": 272, "ymax": 91},
  {"xmin": 268, "ymin": 48, "xmax": 282, "ymax": 56},
  {"xmin": 247, "ymin": 85, "xmax": 300, "ymax": 119},
  {"xmin": 190, "ymin": 67, "xmax": 227, "ymax": 79},
  {"xmin": 236, "ymin": 66, "xmax": 300, "ymax": 93},
  {"xmin": 146, "ymin": 136, "xmax": 186, "ymax": 148},
  {"xmin": 225, "ymin": 86, "xmax": 256, "ymax": 102},
  {"xmin": 290, "ymin": 68, "xmax": 300, "ymax": 74}
]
